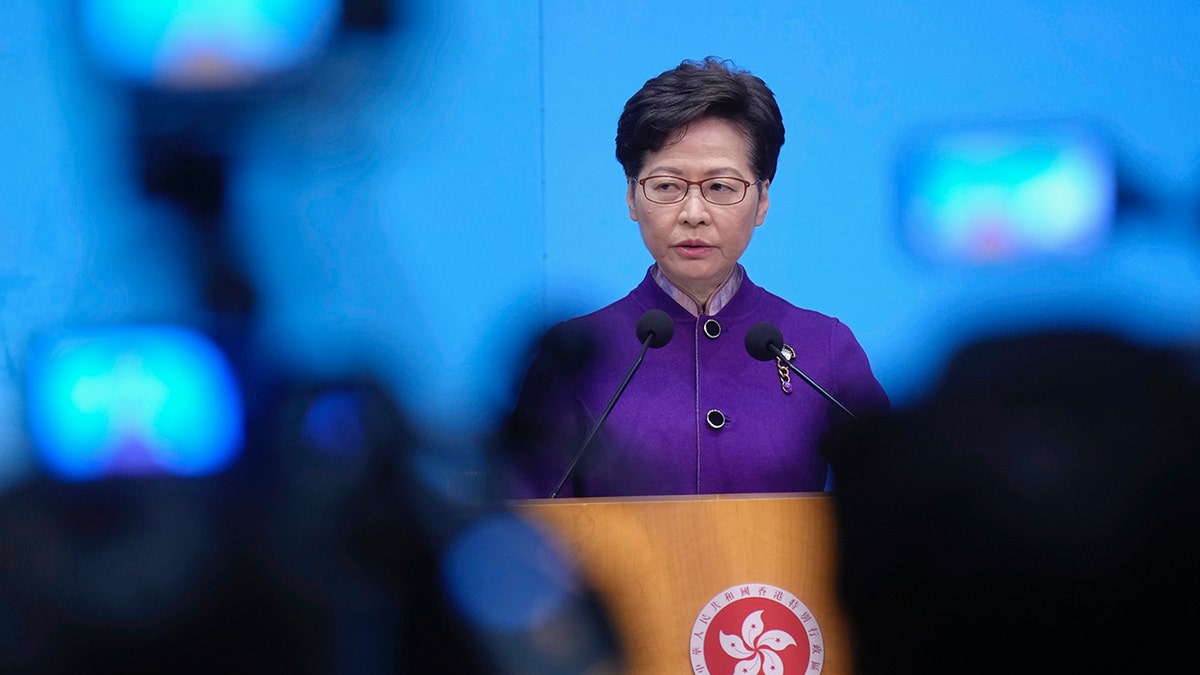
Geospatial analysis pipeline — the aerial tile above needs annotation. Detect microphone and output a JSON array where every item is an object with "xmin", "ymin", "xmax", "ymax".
[
  {"xmin": 549, "ymin": 309, "xmax": 674, "ymax": 498},
  {"xmin": 745, "ymin": 322, "xmax": 859, "ymax": 421},
  {"xmin": 636, "ymin": 309, "xmax": 675, "ymax": 348}
]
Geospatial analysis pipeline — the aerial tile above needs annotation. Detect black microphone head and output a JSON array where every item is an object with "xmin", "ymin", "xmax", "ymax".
[
  {"xmin": 745, "ymin": 322, "xmax": 784, "ymax": 361},
  {"xmin": 636, "ymin": 309, "xmax": 675, "ymax": 349}
]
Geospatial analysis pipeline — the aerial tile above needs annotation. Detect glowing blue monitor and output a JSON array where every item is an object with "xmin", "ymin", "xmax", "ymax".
[
  {"xmin": 896, "ymin": 125, "xmax": 1116, "ymax": 265},
  {"xmin": 77, "ymin": 0, "xmax": 340, "ymax": 89},
  {"xmin": 25, "ymin": 325, "xmax": 244, "ymax": 481}
]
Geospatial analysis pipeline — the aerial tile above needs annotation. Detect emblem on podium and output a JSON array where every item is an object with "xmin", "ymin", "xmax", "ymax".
[{"xmin": 690, "ymin": 583, "xmax": 824, "ymax": 674}]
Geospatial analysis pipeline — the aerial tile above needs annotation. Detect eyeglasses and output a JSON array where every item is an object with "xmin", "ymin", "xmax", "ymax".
[{"xmin": 634, "ymin": 175, "xmax": 762, "ymax": 205}]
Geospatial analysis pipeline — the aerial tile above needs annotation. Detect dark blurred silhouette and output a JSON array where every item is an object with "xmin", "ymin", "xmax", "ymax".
[
  {"xmin": 0, "ymin": 378, "xmax": 455, "ymax": 674},
  {"xmin": 494, "ymin": 321, "xmax": 598, "ymax": 498},
  {"xmin": 827, "ymin": 329, "xmax": 1200, "ymax": 674},
  {"xmin": 0, "ymin": 377, "xmax": 622, "ymax": 674}
]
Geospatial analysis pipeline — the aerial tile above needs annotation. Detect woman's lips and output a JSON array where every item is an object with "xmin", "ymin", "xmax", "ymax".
[{"xmin": 674, "ymin": 241, "xmax": 713, "ymax": 258}]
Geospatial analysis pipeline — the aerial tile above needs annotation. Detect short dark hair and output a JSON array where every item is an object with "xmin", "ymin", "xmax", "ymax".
[{"xmin": 615, "ymin": 57, "xmax": 785, "ymax": 182}]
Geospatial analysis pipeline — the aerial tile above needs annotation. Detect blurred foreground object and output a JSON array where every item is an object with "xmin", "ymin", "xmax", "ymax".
[
  {"xmin": 24, "ymin": 325, "xmax": 243, "ymax": 481},
  {"xmin": 7, "ymin": 369, "xmax": 622, "ymax": 673},
  {"xmin": 76, "ymin": 0, "xmax": 341, "ymax": 90},
  {"xmin": 896, "ymin": 124, "xmax": 1116, "ymax": 264},
  {"xmin": 827, "ymin": 330, "xmax": 1200, "ymax": 674}
]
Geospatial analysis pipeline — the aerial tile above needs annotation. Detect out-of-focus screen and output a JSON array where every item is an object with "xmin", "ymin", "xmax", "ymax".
[
  {"xmin": 76, "ymin": 0, "xmax": 340, "ymax": 89},
  {"xmin": 896, "ymin": 125, "xmax": 1116, "ymax": 265},
  {"xmin": 24, "ymin": 325, "xmax": 243, "ymax": 481}
]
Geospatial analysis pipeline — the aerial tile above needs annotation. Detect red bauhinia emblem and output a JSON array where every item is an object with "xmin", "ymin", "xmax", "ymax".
[{"xmin": 690, "ymin": 583, "xmax": 824, "ymax": 675}]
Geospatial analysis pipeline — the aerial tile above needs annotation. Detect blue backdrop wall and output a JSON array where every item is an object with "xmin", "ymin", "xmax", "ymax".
[{"xmin": 3, "ymin": 1, "xmax": 1200, "ymax": 484}]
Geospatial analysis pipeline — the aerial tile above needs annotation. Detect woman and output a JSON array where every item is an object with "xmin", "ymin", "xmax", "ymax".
[{"xmin": 506, "ymin": 57, "xmax": 887, "ymax": 498}]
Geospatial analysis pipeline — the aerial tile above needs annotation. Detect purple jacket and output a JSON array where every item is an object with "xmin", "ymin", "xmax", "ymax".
[{"xmin": 507, "ymin": 269, "xmax": 888, "ymax": 497}]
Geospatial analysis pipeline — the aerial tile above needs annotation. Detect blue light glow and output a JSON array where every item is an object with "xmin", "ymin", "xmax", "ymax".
[
  {"xmin": 441, "ymin": 513, "xmax": 576, "ymax": 633},
  {"xmin": 897, "ymin": 126, "xmax": 1116, "ymax": 264},
  {"xmin": 25, "ymin": 325, "xmax": 243, "ymax": 480},
  {"xmin": 301, "ymin": 389, "xmax": 368, "ymax": 458},
  {"xmin": 77, "ymin": 0, "xmax": 340, "ymax": 89}
]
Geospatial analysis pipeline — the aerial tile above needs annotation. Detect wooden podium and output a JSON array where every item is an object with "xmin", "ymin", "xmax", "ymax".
[{"xmin": 511, "ymin": 493, "xmax": 853, "ymax": 674}]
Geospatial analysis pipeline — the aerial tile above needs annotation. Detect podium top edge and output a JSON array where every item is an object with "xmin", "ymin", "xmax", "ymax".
[{"xmin": 506, "ymin": 491, "xmax": 830, "ymax": 507}]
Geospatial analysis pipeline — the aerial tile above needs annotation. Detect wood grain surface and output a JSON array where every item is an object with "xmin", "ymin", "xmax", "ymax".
[{"xmin": 512, "ymin": 493, "xmax": 854, "ymax": 674}]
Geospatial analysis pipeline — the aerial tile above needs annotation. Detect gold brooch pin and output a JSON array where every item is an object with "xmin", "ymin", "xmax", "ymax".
[{"xmin": 777, "ymin": 344, "xmax": 795, "ymax": 394}]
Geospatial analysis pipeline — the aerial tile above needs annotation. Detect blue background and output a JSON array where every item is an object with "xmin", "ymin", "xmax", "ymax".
[{"xmin": 3, "ymin": 1, "xmax": 1200, "ymax": 485}]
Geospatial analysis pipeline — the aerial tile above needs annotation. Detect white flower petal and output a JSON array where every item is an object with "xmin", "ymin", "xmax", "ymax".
[
  {"xmin": 741, "ymin": 609, "xmax": 766, "ymax": 647},
  {"xmin": 756, "ymin": 629, "xmax": 798, "ymax": 652},
  {"xmin": 719, "ymin": 630, "xmax": 755, "ymax": 660},
  {"xmin": 761, "ymin": 649, "xmax": 785, "ymax": 674},
  {"xmin": 731, "ymin": 653, "xmax": 763, "ymax": 675}
]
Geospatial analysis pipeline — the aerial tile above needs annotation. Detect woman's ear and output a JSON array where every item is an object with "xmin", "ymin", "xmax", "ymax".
[{"xmin": 755, "ymin": 179, "xmax": 770, "ymax": 227}]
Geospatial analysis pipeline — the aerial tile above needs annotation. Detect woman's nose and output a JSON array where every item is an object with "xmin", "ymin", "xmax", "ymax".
[{"xmin": 677, "ymin": 186, "xmax": 709, "ymax": 225}]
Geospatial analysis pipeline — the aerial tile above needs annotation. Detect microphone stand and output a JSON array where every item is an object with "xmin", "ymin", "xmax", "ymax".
[
  {"xmin": 549, "ymin": 332, "xmax": 654, "ymax": 498},
  {"xmin": 767, "ymin": 343, "xmax": 859, "ymax": 422}
]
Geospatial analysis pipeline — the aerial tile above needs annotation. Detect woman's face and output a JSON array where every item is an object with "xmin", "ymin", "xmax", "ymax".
[{"xmin": 626, "ymin": 116, "xmax": 770, "ymax": 304}]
